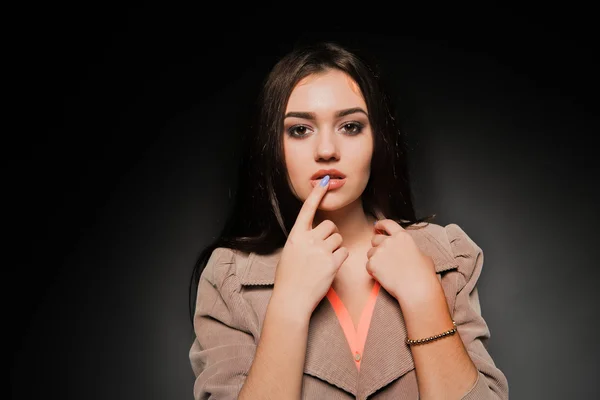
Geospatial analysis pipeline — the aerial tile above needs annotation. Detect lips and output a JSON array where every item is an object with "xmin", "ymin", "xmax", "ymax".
[
  {"xmin": 310, "ymin": 176, "xmax": 346, "ymax": 189},
  {"xmin": 311, "ymin": 169, "xmax": 346, "ymax": 180}
]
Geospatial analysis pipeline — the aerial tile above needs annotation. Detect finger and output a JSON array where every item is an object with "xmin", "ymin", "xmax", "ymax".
[
  {"xmin": 313, "ymin": 219, "xmax": 339, "ymax": 240},
  {"xmin": 332, "ymin": 246, "xmax": 349, "ymax": 269},
  {"xmin": 373, "ymin": 226, "xmax": 387, "ymax": 237},
  {"xmin": 324, "ymin": 232, "xmax": 343, "ymax": 253},
  {"xmin": 370, "ymin": 233, "xmax": 387, "ymax": 247},
  {"xmin": 373, "ymin": 219, "xmax": 403, "ymax": 236},
  {"xmin": 294, "ymin": 175, "xmax": 330, "ymax": 232},
  {"xmin": 366, "ymin": 246, "xmax": 376, "ymax": 259}
]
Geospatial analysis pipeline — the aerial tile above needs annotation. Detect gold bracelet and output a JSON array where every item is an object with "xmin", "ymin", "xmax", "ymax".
[{"xmin": 406, "ymin": 320, "xmax": 457, "ymax": 346}]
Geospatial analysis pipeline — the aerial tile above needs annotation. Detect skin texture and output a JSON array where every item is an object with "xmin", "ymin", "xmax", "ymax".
[
  {"xmin": 240, "ymin": 69, "xmax": 479, "ymax": 399},
  {"xmin": 283, "ymin": 69, "xmax": 376, "ymax": 251},
  {"xmin": 369, "ymin": 219, "xmax": 480, "ymax": 399}
]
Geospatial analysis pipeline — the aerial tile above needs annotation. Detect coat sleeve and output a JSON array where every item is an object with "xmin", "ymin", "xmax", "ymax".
[
  {"xmin": 189, "ymin": 247, "xmax": 258, "ymax": 400},
  {"xmin": 445, "ymin": 224, "xmax": 510, "ymax": 400}
]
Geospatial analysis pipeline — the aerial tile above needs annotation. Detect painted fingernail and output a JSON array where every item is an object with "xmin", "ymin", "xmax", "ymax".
[{"xmin": 320, "ymin": 175, "xmax": 330, "ymax": 187}]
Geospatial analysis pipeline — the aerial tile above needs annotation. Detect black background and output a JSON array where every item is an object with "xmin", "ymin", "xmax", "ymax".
[{"xmin": 9, "ymin": 4, "xmax": 599, "ymax": 399}]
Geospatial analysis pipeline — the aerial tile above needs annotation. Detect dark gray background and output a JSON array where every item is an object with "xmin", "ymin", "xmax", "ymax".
[{"xmin": 9, "ymin": 4, "xmax": 599, "ymax": 400}]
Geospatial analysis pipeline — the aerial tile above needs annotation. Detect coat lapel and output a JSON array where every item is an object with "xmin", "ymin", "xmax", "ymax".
[{"xmin": 239, "ymin": 223, "xmax": 459, "ymax": 398}]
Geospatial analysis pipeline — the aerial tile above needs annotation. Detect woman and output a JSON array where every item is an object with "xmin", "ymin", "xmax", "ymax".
[{"xmin": 188, "ymin": 41, "xmax": 509, "ymax": 399}]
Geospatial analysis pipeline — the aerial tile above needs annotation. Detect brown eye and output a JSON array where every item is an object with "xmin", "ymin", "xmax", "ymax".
[
  {"xmin": 287, "ymin": 125, "xmax": 311, "ymax": 138},
  {"xmin": 341, "ymin": 122, "xmax": 364, "ymax": 135}
]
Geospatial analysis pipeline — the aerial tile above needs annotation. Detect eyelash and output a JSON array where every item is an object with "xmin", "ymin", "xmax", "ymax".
[{"xmin": 286, "ymin": 121, "xmax": 365, "ymax": 138}]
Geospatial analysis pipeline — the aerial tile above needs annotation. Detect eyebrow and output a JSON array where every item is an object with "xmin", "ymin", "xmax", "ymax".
[{"xmin": 284, "ymin": 107, "xmax": 368, "ymax": 120}]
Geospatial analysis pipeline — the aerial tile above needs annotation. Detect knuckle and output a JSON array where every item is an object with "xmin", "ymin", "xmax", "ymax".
[{"xmin": 287, "ymin": 232, "xmax": 298, "ymax": 244}]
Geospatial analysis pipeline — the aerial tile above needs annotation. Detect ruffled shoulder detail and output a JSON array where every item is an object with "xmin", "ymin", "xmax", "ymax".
[
  {"xmin": 445, "ymin": 223, "xmax": 484, "ymax": 284},
  {"xmin": 200, "ymin": 247, "xmax": 238, "ymax": 290}
]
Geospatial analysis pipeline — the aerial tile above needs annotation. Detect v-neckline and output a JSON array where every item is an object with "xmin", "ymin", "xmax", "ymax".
[{"xmin": 326, "ymin": 280, "xmax": 381, "ymax": 370}]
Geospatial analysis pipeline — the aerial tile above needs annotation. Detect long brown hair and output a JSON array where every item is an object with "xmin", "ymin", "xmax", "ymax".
[{"xmin": 188, "ymin": 41, "xmax": 435, "ymax": 324}]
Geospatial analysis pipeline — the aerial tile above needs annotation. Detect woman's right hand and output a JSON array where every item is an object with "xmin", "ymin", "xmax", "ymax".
[{"xmin": 272, "ymin": 175, "xmax": 350, "ymax": 318}]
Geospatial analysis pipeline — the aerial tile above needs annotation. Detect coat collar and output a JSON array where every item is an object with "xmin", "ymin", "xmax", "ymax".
[{"xmin": 239, "ymin": 223, "xmax": 459, "ymax": 398}]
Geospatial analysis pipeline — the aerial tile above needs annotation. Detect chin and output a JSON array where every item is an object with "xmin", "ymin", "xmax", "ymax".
[
  {"xmin": 317, "ymin": 194, "xmax": 356, "ymax": 211},
  {"xmin": 317, "ymin": 202, "xmax": 340, "ymax": 211}
]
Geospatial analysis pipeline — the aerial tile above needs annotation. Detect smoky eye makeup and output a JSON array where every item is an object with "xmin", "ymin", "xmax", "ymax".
[
  {"xmin": 285, "ymin": 120, "xmax": 368, "ymax": 138},
  {"xmin": 339, "ymin": 121, "xmax": 365, "ymax": 134},
  {"xmin": 286, "ymin": 124, "xmax": 312, "ymax": 137}
]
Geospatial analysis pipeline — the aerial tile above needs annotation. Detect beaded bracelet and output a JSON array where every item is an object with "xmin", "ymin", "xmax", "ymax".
[{"xmin": 406, "ymin": 320, "xmax": 457, "ymax": 346}]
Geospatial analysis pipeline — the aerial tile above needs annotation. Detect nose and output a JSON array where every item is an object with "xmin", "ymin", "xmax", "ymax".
[{"xmin": 314, "ymin": 129, "xmax": 339, "ymax": 161}]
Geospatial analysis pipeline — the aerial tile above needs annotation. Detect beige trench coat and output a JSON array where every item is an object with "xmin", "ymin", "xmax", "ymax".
[{"xmin": 190, "ymin": 222, "xmax": 509, "ymax": 399}]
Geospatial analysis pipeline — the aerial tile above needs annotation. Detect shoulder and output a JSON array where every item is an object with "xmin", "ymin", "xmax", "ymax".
[
  {"xmin": 195, "ymin": 247, "xmax": 262, "ymax": 341},
  {"xmin": 200, "ymin": 247, "xmax": 253, "ymax": 289},
  {"xmin": 408, "ymin": 221, "xmax": 483, "ymax": 281}
]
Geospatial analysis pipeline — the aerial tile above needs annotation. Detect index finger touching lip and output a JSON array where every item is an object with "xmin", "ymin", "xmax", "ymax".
[{"xmin": 296, "ymin": 175, "xmax": 330, "ymax": 230}]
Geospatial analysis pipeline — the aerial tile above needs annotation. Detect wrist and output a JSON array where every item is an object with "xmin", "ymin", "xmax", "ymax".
[
  {"xmin": 267, "ymin": 290, "xmax": 312, "ymax": 327},
  {"xmin": 395, "ymin": 272, "xmax": 443, "ymax": 309}
]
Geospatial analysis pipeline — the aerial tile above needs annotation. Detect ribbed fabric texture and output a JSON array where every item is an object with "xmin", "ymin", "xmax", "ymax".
[
  {"xmin": 326, "ymin": 280, "xmax": 381, "ymax": 371},
  {"xmin": 189, "ymin": 223, "xmax": 509, "ymax": 399}
]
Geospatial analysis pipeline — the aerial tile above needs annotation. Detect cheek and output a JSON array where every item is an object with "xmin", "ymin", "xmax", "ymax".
[
  {"xmin": 350, "ymin": 140, "xmax": 373, "ymax": 172},
  {"xmin": 355, "ymin": 149, "xmax": 373, "ymax": 187},
  {"xmin": 283, "ymin": 143, "xmax": 296, "ymax": 171},
  {"xmin": 283, "ymin": 141, "xmax": 305, "ymax": 185}
]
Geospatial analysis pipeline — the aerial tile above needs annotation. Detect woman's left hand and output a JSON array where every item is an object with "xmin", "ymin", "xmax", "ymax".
[{"xmin": 367, "ymin": 219, "xmax": 439, "ymax": 304}]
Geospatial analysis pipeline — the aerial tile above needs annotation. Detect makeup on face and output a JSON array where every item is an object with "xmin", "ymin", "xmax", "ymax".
[
  {"xmin": 310, "ymin": 177, "xmax": 346, "ymax": 189},
  {"xmin": 284, "ymin": 70, "xmax": 372, "ymax": 200}
]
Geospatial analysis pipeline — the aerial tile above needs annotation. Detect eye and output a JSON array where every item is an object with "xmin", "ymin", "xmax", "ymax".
[
  {"xmin": 287, "ymin": 125, "xmax": 312, "ymax": 138},
  {"xmin": 340, "ymin": 122, "xmax": 364, "ymax": 135}
]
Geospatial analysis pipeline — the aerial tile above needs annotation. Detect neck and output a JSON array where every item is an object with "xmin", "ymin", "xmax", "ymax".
[{"xmin": 312, "ymin": 199, "xmax": 376, "ymax": 250}]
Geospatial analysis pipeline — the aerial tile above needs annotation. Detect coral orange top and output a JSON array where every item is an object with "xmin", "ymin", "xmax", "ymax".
[{"xmin": 325, "ymin": 280, "xmax": 381, "ymax": 371}]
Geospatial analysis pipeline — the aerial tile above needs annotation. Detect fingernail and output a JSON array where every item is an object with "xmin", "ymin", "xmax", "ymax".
[{"xmin": 320, "ymin": 175, "xmax": 330, "ymax": 187}]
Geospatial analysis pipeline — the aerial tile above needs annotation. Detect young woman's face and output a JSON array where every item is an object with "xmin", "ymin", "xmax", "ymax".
[{"xmin": 283, "ymin": 69, "xmax": 373, "ymax": 211}]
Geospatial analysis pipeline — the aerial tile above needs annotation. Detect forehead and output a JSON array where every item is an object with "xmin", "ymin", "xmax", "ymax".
[{"xmin": 286, "ymin": 69, "xmax": 366, "ymax": 112}]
